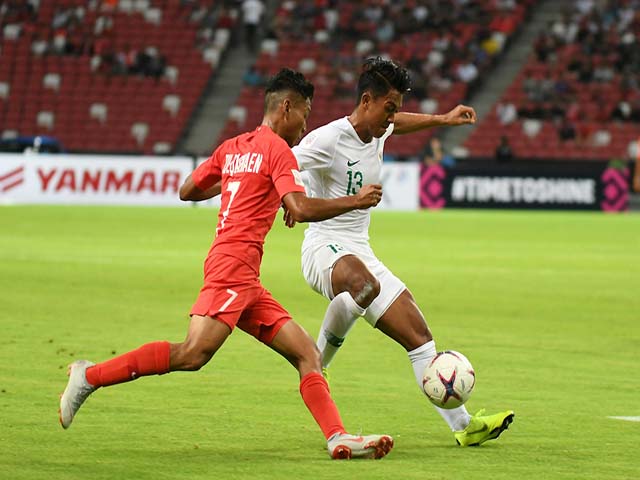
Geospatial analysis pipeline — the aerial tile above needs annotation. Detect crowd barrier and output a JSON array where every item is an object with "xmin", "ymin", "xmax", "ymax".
[
  {"xmin": 0, "ymin": 154, "xmax": 628, "ymax": 211},
  {"xmin": 421, "ymin": 163, "xmax": 629, "ymax": 212},
  {"xmin": 0, "ymin": 154, "xmax": 418, "ymax": 211}
]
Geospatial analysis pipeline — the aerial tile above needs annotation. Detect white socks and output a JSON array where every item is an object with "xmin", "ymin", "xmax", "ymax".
[
  {"xmin": 408, "ymin": 341, "xmax": 471, "ymax": 432},
  {"xmin": 317, "ymin": 297, "xmax": 472, "ymax": 432},
  {"xmin": 317, "ymin": 292, "xmax": 366, "ymax": 368}
]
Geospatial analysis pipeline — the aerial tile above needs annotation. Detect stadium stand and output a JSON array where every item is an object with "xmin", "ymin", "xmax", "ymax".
[
  {"xmin": 4, "ymin": 1, "xmax": 635, "ymax": 164},
  {"xmin": 0, "ymin": 0, "xmax": 232, "ymax": 154},
  {"xmin": 218, "ymin": 0, "xmax": 538, "ymax": 159},
  {"xmin": 465, "ymin": 0, "xmax": 640, "ymax": 161}
]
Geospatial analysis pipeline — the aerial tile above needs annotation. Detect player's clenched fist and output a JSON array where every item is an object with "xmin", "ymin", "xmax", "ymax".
[
  {"xmin": 354, "ymin": 184, "xmax": 383, "ymax": 208},
  {"xmin": 443, "ymin": 104, "xmax": 476, "ymax": 125}
]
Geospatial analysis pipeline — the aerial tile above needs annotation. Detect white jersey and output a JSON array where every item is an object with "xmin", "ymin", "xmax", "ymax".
[{"xmin": 292, "ymin": 117, "xmax": 394, "ymax": 241}]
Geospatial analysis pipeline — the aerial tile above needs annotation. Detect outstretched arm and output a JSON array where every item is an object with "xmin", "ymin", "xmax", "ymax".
[
  {"xmin": 179, "ymin": 175, "xmax": 222, "ymax": 201},
  {"xmin": 393, "ymin": 104, "xmax": 477, "ymax": 135},
  {"xmin": 282, "ymin": 184, "xmax": 382, "ymax": 223}
]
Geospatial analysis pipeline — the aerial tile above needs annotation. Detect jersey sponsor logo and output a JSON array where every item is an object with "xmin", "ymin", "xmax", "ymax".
[
  {"xmin": 291, "ymin": 169, "xmax": 305, "ymax": 187},
  {"xmin": 347, "ymin": 160, "xmax": 360, "ymax": 167},
  {"xmin": 222, "ymin": 152, "xmax": 263, "ymax": 176}
]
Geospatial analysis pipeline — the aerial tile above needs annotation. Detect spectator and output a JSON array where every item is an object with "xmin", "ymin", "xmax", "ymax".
[
  {"xmin": 423, "ymin": 137, "xmax": 443, "ymax": 166},
  {"xmin": 593, "ymin": 59, "xmax": 615, "ymax": 83},
  {"xmin": 216, "ymin": 6, "xmax": 237, "ymax": 30},
  {"xmin": 565, "ymin": 101, "xmax": 581, "ymax": 123},
  {"xmin": 407, "ymin": 67, "xmax": 428, "ymax": 100},
  {"xmin": 620, "ymin": 70, "xmax": 640, "ymax": 96},
  {"xmin": 423, "ymin": 137, "xmax": 455, "ymax": 168},
  {"xmin": 611, "ymin": 100, "xmax": 631, "ymax": 122},
  {"xmin": 243, "ymin": 65, "xmax": 266, "ymax": 87},
  {"xmin": 550, "ymin": 13, "xmax": 578, "ymax": 44},
  {"xmin": 242, "ymin": 0, "xmax": 265, "ymax": 52},
  {"xmin": 489, "ymin": 12, "xmax": 517, "ymax": 35},
  {"xmin": 558, "ymin": 118, "xmax": 576, "ymax": 141},
  {"xmin": 549, "ymin": 100, "xmax": 567, "ymax": 121},
  {"xmin": 553, "ymin": 72, "xmax": 573, "ymax": 99},
  {"xmin": 577, "ymin": 57, "xmax": 594, "ymax": 83},
  {"xmin": 456, "ymin": 56, "xmax": 479, "ymax": 84},
  {"xmin": 523, "ymin": 75, "xmax": 544, "ymax": 102},
  {"xmin": 496, "ymin": 0, "xmax": 517, "ymax": 10},
  {"xmin": 495, "ymin": 136, "xmax": 514, "ymax": 163},
  {"xmin": 497, "ymin": 102, "xmax": 517, "ymax": 125},
  {"xmin": 533, "ymin": 32, "xmax": 555, "ymax": 63},
  {"xmin": 376, "ymin": 18, "xmax": 395, "ymax": 43}
]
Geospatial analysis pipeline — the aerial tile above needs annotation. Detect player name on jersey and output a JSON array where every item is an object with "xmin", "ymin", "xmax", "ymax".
[{"xmin": 222, "ymin": 153, "xmax": 263, "ymax": 176}]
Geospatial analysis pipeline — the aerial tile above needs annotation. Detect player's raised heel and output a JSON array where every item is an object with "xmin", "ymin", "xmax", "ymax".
[
  {"xmin": 59, "ymin": 360, "xmax": 96, "ymax": 429},
  {"xmin": 327, "ymin": 433, "xmax": 394, "ymax": 459},
  {"xmin": 454, "ymin": 409, "xmax": 515, "ymax": 447}
]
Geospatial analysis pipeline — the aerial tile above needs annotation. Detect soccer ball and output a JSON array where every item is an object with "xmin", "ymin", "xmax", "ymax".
[{"xmin": 422, "ymin": 350, "xmax": 476, "ymax": 409}]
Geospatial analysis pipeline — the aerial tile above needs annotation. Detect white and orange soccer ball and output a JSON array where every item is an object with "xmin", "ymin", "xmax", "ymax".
[{"xmin": 422, "ymin": 350, "xmax": 476, "ymax": 409}]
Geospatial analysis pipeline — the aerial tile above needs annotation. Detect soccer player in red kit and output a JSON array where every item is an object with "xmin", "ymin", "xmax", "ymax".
[{"xmin": 58, "ymin": 69, "xmax": 393, "ymax": 460}]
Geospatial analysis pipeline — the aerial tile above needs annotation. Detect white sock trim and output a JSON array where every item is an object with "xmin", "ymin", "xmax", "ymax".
[
  {"xmin": 338, "ymin": 291, "xmax": 366, "ymax": 317},
  {"xmin": 436, "ymin": 406, "xmax": 471, "ymax": 432},
  {"xmin": 407, "ymin": 341, "xmax": 471, "ymax": 431},
  {"xmin": 407, "ymin": 340, "xmax": 436, "ymax": 358}
]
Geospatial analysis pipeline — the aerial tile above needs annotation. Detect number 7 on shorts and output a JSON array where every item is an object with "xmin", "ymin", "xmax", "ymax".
[{"xmin": 219, "ymin": 289, "xmax": 238, "ymax": 312}]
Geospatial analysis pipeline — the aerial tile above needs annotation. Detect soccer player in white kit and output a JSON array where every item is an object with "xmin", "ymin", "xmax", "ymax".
[{"xmin": 290, "ymin": 57, "xmax": 515, "ymax": 447}]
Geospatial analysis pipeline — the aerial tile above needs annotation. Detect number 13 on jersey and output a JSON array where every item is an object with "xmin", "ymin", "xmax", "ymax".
[{"xmin": 346, "ymin": 170, "xmax": 363, "ymax": 195}]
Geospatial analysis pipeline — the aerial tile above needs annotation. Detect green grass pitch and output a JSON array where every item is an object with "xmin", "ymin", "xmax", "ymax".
[{"xmin": 1, "ymin": 205, "xmax": 638, "ymax": 479}]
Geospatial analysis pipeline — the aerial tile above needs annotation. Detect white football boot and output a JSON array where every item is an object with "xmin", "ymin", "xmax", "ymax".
[
  {"xmin": 327, "ymin": 433, "xmax": 394, "ymax": 459},
  {"xmin": 59, "ymin": 360, "xmax": 96, "ymax": 429}
]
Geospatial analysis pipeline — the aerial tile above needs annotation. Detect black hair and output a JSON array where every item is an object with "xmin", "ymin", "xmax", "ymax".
[
  {"xmin": 264, "ymin": 68, "xmax": 314, "ymax": 112},
  {"xmin": 356, "ymin": 57, "xmax": 411, "ymax": 104}
]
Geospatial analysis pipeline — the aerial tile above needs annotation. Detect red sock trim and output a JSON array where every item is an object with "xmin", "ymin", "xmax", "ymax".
[
  {"xmin": 85, "ymin": 341, "xmax": 170, "ymax": 388},
  {"xmin": 299, "ymin": 372, "xmax": 345, "ymax": 440}
]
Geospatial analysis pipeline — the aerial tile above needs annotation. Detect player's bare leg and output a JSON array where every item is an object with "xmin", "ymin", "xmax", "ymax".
[
  {"xmin": 375, "ymin": 290, "xmax": 472, "ymax": 431},
  {"xmin": 317, "ymin": 255, "xmax": 379, "ymax": 368},
  {"xmin": 377, "ymin": 292, "xmax": 517, "ymax": 446},
  {"xmin": 170, "ymin": 315, "xmax": 231, "ymax": 371},
  {"xmin": 269, "ymin": 320, "xmax": 393, "ymax": 459},
  {"xmin": 59, "ymin": 315, "xmax": 231, "ymax": 428},
  {"xmin": 374, "ymin": 289, "xmax": 431, "ymax": 350},
  {"xmin": 269, "ymin": 318, "xmax": 324, "ymax": 377}
]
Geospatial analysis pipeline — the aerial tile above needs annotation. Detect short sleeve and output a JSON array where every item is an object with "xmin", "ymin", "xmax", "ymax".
[
  {"xmin": 270, "ymin": 145, "xmax": 307, "ymax": 199},
  {"xmin": 382, "ymin": 123, "xmax": 395, "ymax": 141},
  {"xmin": 377, "ymin": 123, "xmax": 395, "ymax": 154},
  {"xmin": 292, "ymin": 127, "xmax": 336, "ymax": 171},
  {"xmin": 192, "ymin": 150, "xmax": 222, "ymax": 190}
]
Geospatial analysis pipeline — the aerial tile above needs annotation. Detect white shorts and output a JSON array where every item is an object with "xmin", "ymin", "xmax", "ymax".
[{"xmin": 301, "ymin": 234, "xmax": 406, "ymax": 326}]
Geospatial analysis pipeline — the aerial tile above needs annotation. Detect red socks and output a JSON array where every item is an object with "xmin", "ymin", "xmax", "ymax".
[
  {"xmin": 85, "ymin": 347, "xmax": 344, "ymax": 440},
  {"xmin": 85, "ymin": 341, "xmax": 171, "ymax": 388},
  {"xmin": 299, "ymin": 372, "xmax": 345, "ymax": 440}
]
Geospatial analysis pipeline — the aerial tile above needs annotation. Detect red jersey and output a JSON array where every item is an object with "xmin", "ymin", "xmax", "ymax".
[{"xmin": 192, "ymin": 125, "xmax": 306, "ymax": 273}]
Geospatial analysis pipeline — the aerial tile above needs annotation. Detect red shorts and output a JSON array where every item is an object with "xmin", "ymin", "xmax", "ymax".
[{"xmin": 190, "ymin": 254, "xmax": 291, "ymax": 344}]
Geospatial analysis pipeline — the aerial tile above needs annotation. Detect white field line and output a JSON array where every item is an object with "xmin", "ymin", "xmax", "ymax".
[{"xmin": 607, "ymin": 416, "xmax": 640, "ymax": 422}]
